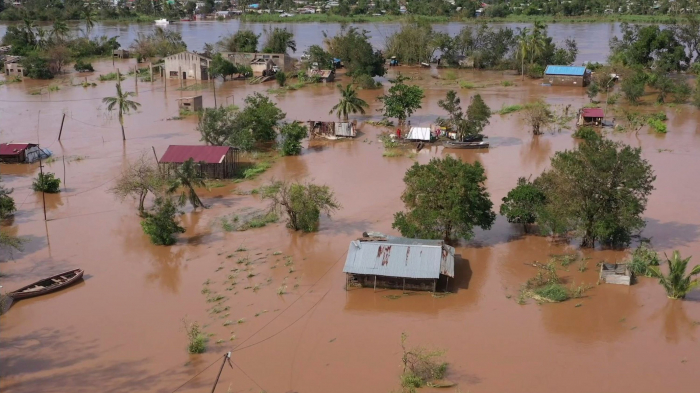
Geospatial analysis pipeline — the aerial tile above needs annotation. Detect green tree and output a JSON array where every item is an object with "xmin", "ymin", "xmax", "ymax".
[
  {"xmin": 196, "ymin": 106, "xmax": 256, "ymax": 151},
  {"xmin": 20, "ymin": 52, "xmax": 54, "ymax": 79},
  {"xmin": 437, "ymin": 90, "xmax": 463, "ymax": 130},
  {"xmin": 535, "ymin": 138, "xmax": 655, "ymax": 247},
  {"xmin": 168, "ymin": 158, "xmax": 207, "ymax": 209},
  {"xmin": 464, "ymin": 94, "xmax": 491, "ymax": 137},
  {"xmin": 210, "ymin": 53, "xmax": 237, "ymax": 81},
  {"xmin": 32, "ymin": 172, "xmax": 61, "ymax": 193},
  {"xmin": 378, "ymin": 74, "xmax": 424, "ymax": 128},
  {"xmin": 102, "ymin": 77, "xmax": 141, "ymax": 141},
  {"xmin": 237, "ymin": 92, "xmax": 286, "ymax": 143},
  {"xmin": 392, "ymin": 156, "xmax": 496, "ymax": 240},
  {"xmin": 648, "ymin": 251, "xmax": 700, "ymax": 299},
  {"xmin": 325, "ymin": 27, "xmax": 385, "ymax": 77},
  {"xmin": 0, "ymin": 175, "xmax": 16, "ymax": 219},
  {"xmin": 217, "ymin": 30, "xmax": 259, "ymax": 52},
  {"xmin": 329, "ymin": 84, "xmax": 368, "ymax": 121},
  {"xmin": 307, "ymin": 45, "xmax": 333, "ymax": 69},
  {"xmin": 51, "ymin": 20, "xmax": 69, "ymax": 42},
  {"xmin": 279, "ymin": 122, "xmax": 308, "ymax": 156},
  {"xmin": 522, "ymin": 100, "xmax": 554, "ymax": 135},
  {"xmin": 499, "ymin": 177, "xmax": 546, "ymax": 233},
  {"xmin": 109, "ymin": 155, "xmax": 166, "ymax": 216},
  {"xmin": 140, "ymin": 197, "xmax": 186, "ymax": 245},
  {"xmin": 275, "ymin": 71, "xmax": 286, "ymax": 87},
  {"xmin": 621, "ymin": 71, "xmax": 647, "ymax": 104},
  {"xmin": 587, "ymin": 82, "xmax": 600, "ymax": 102},
  {"xmin": 82, "ymin": 4, "xmax": 96, "ymax": 37},
  {"xmin": 262, "ymin": 27, "xmax": 296, "ymax": 54},
  {"xmin": 261, "ymin": 181, "xmax": 340, "ymax": 232}
]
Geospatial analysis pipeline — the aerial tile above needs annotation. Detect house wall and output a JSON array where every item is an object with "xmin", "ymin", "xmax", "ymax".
[
  {"xmin": 159, "ymin": 149, "xmax": 239, "ymax": 179},
  {"xmin": 178, "ymin": 96, "xmax": 203, "ymax": 111},
  {"xmin": 224, "ymin": 52, "xmax": 293, "ymax": 72},
  {"xmin": 165, "ymin": 52, "xmax": 211, "ymax": 80},
  {"xmin": 5, "ymin": 63, "xmax": 24, "ymax": 77},
  {"xmin": 544, "ymin": 74, "xmax": 587, "ymax": 87},
  {"xmin": 0, "ymin": 152, "xmax": 24, "ymax": 163},
  {"xmin": 250, "ymin": 61, "xmax": 272, "ymax": 76},
  {"xmin": 347, "ymin": 273, "xmax": 439, "ymax": 291}
]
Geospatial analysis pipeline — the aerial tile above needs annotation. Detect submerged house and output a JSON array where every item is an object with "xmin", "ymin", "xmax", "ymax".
[
  {"xmin": 159, "ymin": 145, "xmax": 239, "ymax": 179},
  {"xmin": 343, "ymin": 236, "xmax": 455, "ymax": 292},
  {"xmin": 306, "ymin": 68, "xmax": 335, "ymax": 82},
  {"xmin": 223, "ymin": 52, "xmax": 293, "ymax": 72},
  {"xmin": 544, "ymin": 65, "xmax": 590, "ymax": 86},
  {"xmin": 308, "ymin": 120, "xmax": 357, "ymax": 138},
  {"xmin": 164, "ymin": 51, "xmax": 212, "ymax": 80},
  {"xmin": 577, "ymin": 107, "xmax": 604, "ymax": 126},
  {"xmin": 4, "ymin": 56, "xmax": 24, "ymax": 77},
  {"xmin": 0, "ymin": 143, "xmax": 51, "ymax": 163}
]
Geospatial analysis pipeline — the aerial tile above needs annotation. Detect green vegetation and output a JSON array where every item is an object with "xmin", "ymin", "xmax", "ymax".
[
  {"xmin": 262, "ymin": 27, "xmax": 296, "ymax": 54},
  {"xmin": 73, "ymin": 59, "xmax": 94, "ymax": 72},
  {"xmin": 98, "ymin": 72, "xmax": 124, "ymax": 81},
  {"xmin": 438, "ymin": 90, "xmax": 492, "ymax": 141},
  {"xmin": 184, "ymin": 319, "xmax": 206, "ymax": 354},
  {"xmin": 242, "ymin": 161, "xmax": 273, "ymax": 180},
  {"xmin": 217, "ymin": 30, "xmax": 259, "ymax": 53},
  {"xmin": 518, "ymin": 263, "xmax": 588, "ymax": 303},
  {"xmin": 261, "ymin": 181, "xmax": 340, "ymax": 232},
  {"xmin": 400, "ymin": 333, "xmax": 448, "ymax": 393},
  {"xmin": 32, "ymin": 172, "xmax": 61, "ymax": 193},
  {"xmin": 275, "ymin": 71, "xmax": 287, "ymax": 87},
  {"xmin": 326, "ymin": 26, "xmax": 386, "ymax": 78},
  {"xmin": 129, "ymin": 27, "xmax": 187, "ymax": 61},
  {"xmin": 378, "ymin": 74, "xmax": 424, "ymax": 128},
  {"xmin": 522, "ymin": 100, "xmax": 555, "ymax": 135},
  {"xmin": 167, "ymin": 158, "xmax": 207, "ymax": 209},
  {"xmin": 109, "ymin": 154, "xmax": 166, "ymax": 216},
  {"xmin": 497, "ymin": 104, "xmax": 524, "ymax": 115},
  {"xmin": 140, "ymin": 197, "xmax": 185, "ymax": 246},
  {"xmin": 648, "ymin": 118, "xmax": 667, "ymax": 134},
  {"xmin": 102, "ymin": 78, "xmax": 140, "ymax": 140},
  {"xmin": 221, "ymin": 211, "xmax": 279, "ymax": 232},
  {"xmin": 627, "ymin": 243, "xmax": 660, "ymax": 277},
  {"xmin": 0, "ymin": 176, "xmax": 16, "ymax": 219},
  {"xmin": 279, "ymin": 122, "xmax": 308, "ymax": 156},
  {"xmin": 648, "ymin": 251, "xmax": 700, "ymax": 299},
  {"xmin": 499, "ymin": 177, "xmax": 546, "ymax": 233},
  {"xmin": 0, "ymin": 231, "xmax": 25, "ymax": 259},
  {"xmin": 393, "ymin": 156, "xmax": 495, "ymax": 240},
  {"xmin": 572, "ymin": 126, "xmax": 601, "ymax": 141},
  {"xmin": 329, "ymin": 84, "xmax": 369, "ymax": 121},
  {"xmin": 209, "ymin": 53, "xmax": 238, "ymax": 81}
]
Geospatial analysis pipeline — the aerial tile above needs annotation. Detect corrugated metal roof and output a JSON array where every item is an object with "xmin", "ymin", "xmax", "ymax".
[
  {"xmin": 0, "ymin": 143, "xmax": 36, "ymax": 156},
  {"xmin": 544, "ymin": 65, "xmax": 587, "ymax": 76},
  {"xmin": 582, "ymin": 107, "xmax": 604, "ymax": 118},
  {"xmin": 343, "ymin": 237, "xmax": 455, "ymax": 279},
  {"xmin": 159, "ymin": 145, "xmax": 232, "ymax": 164},
  {"xmin": 407, "ymin": 127, "xmax": 432, "ymax": 141}
]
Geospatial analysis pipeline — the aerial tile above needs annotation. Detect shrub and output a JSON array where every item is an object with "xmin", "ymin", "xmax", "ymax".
[
  {"xmin": 628, "ymin": 243, "xmax": 660, "ymax": 277},
  {"xmin": 648, "ymin": 250, "xmax": 700, "ymax": 299},
  {"xmin": 528, "ymin": 64, "xmax": 545, "ymax": 78},
  {"xmin": 21, "ymin": 53, "xmax": 54, "ymax": 79},
  {"xmin": 275, "ymin": 71, "xmax": 287, "ymax": 87},
  {"xmin": 648, "ymin": 118, "xmax": 667, "ymax": 134},
  {"xmin": 279, "ymin": 121, "xmax": 308, "ymax": 156},
  {"xmin": 74, "ymin": 60, "xmax": 94, "ymax": 72},
  {"xmin": 0, "ymin": 177, "xmax": 16, "ymax": 219},
  {"xmin": 353, "ymin": 73, "xmax": 382, "ymax": 89},
  {"xmin": 534, "ymin": 283, "xmax": 570, "ymax": 302},
  {"xmin": 184, "ymin": 319, "xmax": 207, "ymax": 354},
  {"xmin": 573, "ymin": 126, "xmax": 600, "ymax": 141},
  {"xmin": 140, "ymin": 198, "xmax": 186, "ymax": 245},
  {"xmin": 607, "ymin": 92, "xmax": 621, "ymax": 105},
  {"xmin": 400, "ymin": 333, "xmax": 448, "ymax": 392},
  {"xmin": 261, "ymin": 181, "xmax": 340, "ymax": 232},
  {"xmin": 32, "ymin": 172, "xmax": 61, "ymax": 193}
]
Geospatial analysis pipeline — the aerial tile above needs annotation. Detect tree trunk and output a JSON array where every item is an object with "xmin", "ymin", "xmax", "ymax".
[
  {"xmin": 119, "ymin": 111, "xmax": 126, "ymax": 140},
  {"xmin": 138, "ymin": 190, "xmax": 147, "ymax": 215}
]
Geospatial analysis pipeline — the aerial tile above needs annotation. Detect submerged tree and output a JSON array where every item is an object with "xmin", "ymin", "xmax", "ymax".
[
  {"xmin": 262, "ymin": 27, "xmax": 296, "ymax": 53},
  {"xmin": 196, "ymin": 106, "xmax": 256, "ymax": 151},
  {"xmin": 535, "ymin": 138, "xmax": 655, "ymax": 247},
  {"xmin": 140, "ymin": 197, "xmax": 186, "ymax": 246},
  {"xmin": 393, "ymin": 156, "xmax": 496, "ymax": 240},
  {"xmin": 216, "ymin": 29, "xmax": 259, "ymax": 52},
  {"xmin": 325, "ymin": 27, "xmax": 385, "ymax": 77},
  {"xmin": 329, "ymin": 84, "xmax": 369, "ymax": 121},
  {"xmin": 0, "ymin": 175, "xmax": 16, "ymax": 219},
  {"xmin": 522, "ymin": 100, "xmax": 554, "ymax": 135},
  {"xmin": 464, "ymin": 94, "xmax": 491, "ymax": 137},
  {"xmin": 32, "ymin": 172, "xmax": 61, "ymax": 193},
  {"xmin": 648, "ymin": 251, "xmax": 700, "ymax": 299},
  {"xmin": 278, "ymin": 122, "xmax": 308, "ymax": 156},
  {"xmin": 237, "ymin": 92, "xmax": 286, "ymax": 143},
  {"xmin": 209, "ymin": 53, "xmax": 237, "ymax": 81},
  {"xmin": 378, "ymin": 74, "xmax": 424, "ymax": 128},
  {"xmin": 438, "ymin": 91, "xmax": 491, "ymax": 140},
  {"xmin": 168, "ymin": 158, "xmax": 207, "ymax": 209},
  {"xmin": 103, "ymin": 77, "xmax": 141, "ymax": 140},
  {"xmin": 500, "ymin": 177, "xmax": 546, "ymax": 233},
  {"xmin": 109, "ymin": 155, "xmax": 166, "ymax": 216},
  {"xmin": 261, "ymin": 181, "xmax": 340, "ymax": 232}
]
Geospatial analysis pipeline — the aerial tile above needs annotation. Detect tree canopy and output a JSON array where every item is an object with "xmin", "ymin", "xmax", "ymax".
[
  {"xmin": 217, "ymin": 29, "xmax": 259, "ymax": 52},
  {"xmin": 261, "ymin": 181, "xmax": 340, "ymax": 232},
  {"xmin": 378, "ymin": 75, "xmax": 424, "ymax": 126},
  {"xmin": 499, "ymin": 177, "xmax": 546, "ymax": 232},
  {"xmin": 609, "ymin": 23, "xmax": 689, "ymax": 72},
  {"xmin": 325, "ymin": 27, "xmax": 385, "ymax": 77},
  {"xmin": 393, "ymin": 156, "xmax": 496, "ymax": 240},
  {"xmin": 262, "ymin": 27, "xmax": 296, "ymax": 53}
]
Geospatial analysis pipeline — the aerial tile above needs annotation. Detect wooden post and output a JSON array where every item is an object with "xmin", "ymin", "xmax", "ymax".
[
  {"xmin": 62, "ymin": 156, "xmax": 66, "ymax": 190},
  {"xmin": 58, "ymin": 113, "xmax": 65, "ymax": 140},
  {"xmin": 38, "ymin": 146, "xmax": 47, "ymax": 222},
  {"xmin": 135, "ymin": 66, "xmax": 138, "ymax": 89},
  {"xmin": 402, "ymin": 278, "xmax": 405, "ymax": 294},
  {"xmin": 210, "ymin": 352, "xmax": 231, "ymax": 393},
  {"xmin": 374, "ymin": 275, "xmax": 377, "ymax": 292},
  {"xmin": 179, "ymin": 66, "xmax": 182, "ymax": 88},
  {"xmin": 150, "ymin": 63, "xmax": 153, "ymax": 84},
  {"xmin": 345, "ymin": 274, "xmax": 348, "ymax": 291},
  {"xmin": 152, "ymin": 146, "xmax": 158, "ymax": 163}
]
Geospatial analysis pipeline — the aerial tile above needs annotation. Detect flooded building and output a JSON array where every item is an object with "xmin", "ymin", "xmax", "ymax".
[
  {"xmin": 307, "ymin": 69, "xmax": 335, "ymax": 82},
  {"xmin": 176, "ymin": 95, "xmax": 203, "ymax": 112},
  {"xmin": 113, "ymin": 49, "xmax": 130, "ymax": 59},
  {"xmin": 159, "ymin": 145, "xmax": 239, "ymax": 179},
  {"xmin": 577, "ymin": 107, "xmax": 604, "ymax": 126},
  {"xmin": 308, "ymin": 120, "xmax": 357, "ymax": 138},
  {"xmin": 4, "ymin": 56, "xmax": 24, "ymax": 77},
  {"xmin": 164, "ymin": 51, "xmax": 212, "ymax": 80},
  {"xmin": 544, "ymin": 65, "xmax": 590, "ymax": 86},
  {"xmin": 250, "ymin": 58, "xmax": 275, "ymax": 76},
  {"xmin": 223, "ymin": 52, "xmax": 293, "ymax": 72},
  {"xmin": 0, "ymin": 143, "xmax": 51, "ymax": 163},
  {"xmin": 343, "ymin": 236, "xmax": 455, "ymax": 292}
]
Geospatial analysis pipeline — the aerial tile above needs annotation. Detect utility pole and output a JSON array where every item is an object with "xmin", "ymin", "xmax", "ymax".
[
  {"xmin": 58, "ymin": 113, "xmax": 66, "ymax": 140},
  {"xmin": 38, "ymin": 145, "xmax": 47, "ymax": 221},
  {"xmin": 210, "ymin": 352, "xmax": 231, "ymax": 393},
  {"xmin": 213, "ymin": 78, "xmax": 217, "ymax": 107}
]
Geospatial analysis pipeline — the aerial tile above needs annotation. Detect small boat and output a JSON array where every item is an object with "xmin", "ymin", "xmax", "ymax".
[
  {"xmin": 180, "ymin": 18, "xmax": 192, "ymax": 21},
  {"xmin": 460, "ymin": 134, "xmax": 484, "ymax": 142},
  {"xmin": 155, "ymin": 19, "xmax": 169, "ymax": 25},
  {"xmin": 8, "ymin": 269, "xmax": 84, "ymax": 300},
  {"xmin": 420, "ymin": 62, "xmax": 430, "ymax": 68},
  {"xmin": 444, "ymin": 141, "xmax": 490, "ymax": 149}
]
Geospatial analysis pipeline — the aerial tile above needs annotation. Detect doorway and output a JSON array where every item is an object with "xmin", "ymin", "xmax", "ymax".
[{"xmin": 182, "ymin": 72, "xmax": 186, "ymax": 79}]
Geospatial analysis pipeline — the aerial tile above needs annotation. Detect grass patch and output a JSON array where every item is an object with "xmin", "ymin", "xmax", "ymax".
[
  {"xmin": 534, "ymin": 283, "xmax": 570, "ymax": 302},
  {"xmin": 627, "ymin": 243, "xmax": 660, "ymax": 277},
  {"xmin": 366, "ymin": 118, "xmax": 395, "ymax": 127},
  {"xmin": 497, "ymin": 104, "xmax": 524, "ymax": 115},
  {"xmin": 501, "ymin": 80, "xmax": 514, "ymax": 87},
  {"xmin": 242, "ymin": 161, "xmax": 272, "ymax": 179},
  {"xmin": 98, "ymin": 72, "xmax": 125, "ymax": 82},
  {"xmin": 184, "ymin": 319, "xmax": 207, "ymax": 354},
  {"xmin": 177, "ymin": 82, "xmax": 207, "ymax": 91},
  {"xmin": 458, "ymin": 80, "xmax": 475, "ymax": 89},
  {"xmin": 179, "ymin": 108, "xmax": 196, "ymax": 116},
  {"xmin": 648, "ymin": 118, "xmax": 667, "ymax": 134},
  {"xmin": 518, "ymin": 263, "xmax": 591, "ymax": 304},
  {"xmin": 221, "ymin": 210, "xmax": 279, "ymax": 232}
]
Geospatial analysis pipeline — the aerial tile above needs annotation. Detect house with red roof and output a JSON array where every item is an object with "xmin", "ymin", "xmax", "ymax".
[
  {"xmin": 0, "ymin": 142, "xmax": 41, "ymax": 163},
  {"xmin": 577, "ymin": 107, "xmax": 605, "ymax": 126},
  {"xmin": 158, "ymin": 145, "xmax": 240, "ymax": 179}
]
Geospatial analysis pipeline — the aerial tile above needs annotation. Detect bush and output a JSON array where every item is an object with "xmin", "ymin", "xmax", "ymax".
[
  {"xmin": 279, "ymin": 121, "xmax": 308, "ymax": 156},
  {"xmin": 184, "ymin": 319, "xmax": 207, "ymax": 354},
  {"xmin": 261, "ymin": 181, "xmax": 340, "ymax": 232},
  {"xmin": 607, "ymin": 92, "xmax": 621, "ymax": 105},
  {"xmin": 74, "ymin": 59, "xmax": 94, "ymax": 72},
  {"xmin": 534, "ymin": 283, "xmax": 570, "ymax": 302},
  {"xmin": 628, "ymin": 243, "xmax": 660, "ymax": 277},
  {"xmin": 21, "ymin": 53, "xmax": 54, "ymax": 79},
  {"xmin": 573, "ymin": 126, "xmax": 600, "ymax": 141},
  {"xmin": 528, "ymin": 64, "xmax": 545, "ymax": 79},
  {"xmin": 648, "ymin": 118, "xmax": 667, "ymax": 134},
  {"xmin": 32, "ymin": 172, "xmax": 61, "ymax": 193},
  {"xmin": 275, "ymin": 71, "xmax": 286, "ymax": 87},
  {"xmin": 673, "ymin": 80, "xmax": 692, "ymax": 103},
  {"xmin": 140, "ymin": 198, "xmax": 185, "ymax": 245},
  {"xmin": 400, "ymin": 333, "xmax": 448, "ymax": 392},
  {"xmin": 352, "ymin": 73, "xmax": 382, "ymax": 89},
  {"xmin": 0, "ymin": 177, "xmax": 16, "ymax": 219}
]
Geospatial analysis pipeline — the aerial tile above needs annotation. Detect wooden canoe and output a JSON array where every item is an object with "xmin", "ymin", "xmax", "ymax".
[
  {"xmin": 444, "ymin": 141, "xmax": 490, "ymax": 149},
  {"xmin": 8, "ymin": 269, "xmax": 84, "ymax": 300}
]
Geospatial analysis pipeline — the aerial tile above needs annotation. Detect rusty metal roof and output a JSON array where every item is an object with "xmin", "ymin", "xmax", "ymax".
[
  {"xmin": 582, "ymin": 107, "xmax": 604, "ymax": 118},
  {"xmin": 0, "ymin": 143, "xmax": 37, "ymax": 156},
  {"xmin": 159, "ymin": 145, "xmax": 233, "ymax": 164},
  {"xmin": 343, "ymin": 237, "xmax": 455, "ymax": 279}
]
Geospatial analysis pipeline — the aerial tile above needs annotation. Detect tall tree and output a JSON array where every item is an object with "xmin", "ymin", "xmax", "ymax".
[
  {"xmin": 51, "ymin": 20, "xmax": 69, "ymax": 42},
  {"xmin": 237, "ymin": 92, "xmax": 286, "ymax": 143},
  {"xmin": 217, "ymin": 30, "xmax": 259, "ymax": 52},
  {"xmin": 329, "ymin": 84, "xmax": 369, "ymax": 121},
  {"xmin": 168, "ymin": 158, "xmax": 207, "ymax": 209},
  {"xmin": 102, "ymin": 76, "xmax": 141, "ymax": 140},
  {"xmin": 209, "ymin": 53, "xmax": 237, "ymax": 81},
  {"xmin": 0, "ymin": 175, "xmax": 16, "ymax": 219},
  {"xmin": 82, "ymin": 4, "xmax": 96, "ymax": 37},
  {"xmin": 648, "ymin": 251, "xmax": 700, "ymax": 299},
  {"xmin": 464, "ymin": 94, "xmax": 491, "ymax": 137},
  {"xmin": 197, "ymin": 106, "xmax": 256, "ymax": 151},
  {"xmin": 262, "ymin": 27, "xmax": 296, "ymax": 54},
  {"xmin": 110, "ymin": 155, "xmax": 166, "ymax": 216},
  {"xmin": 437, "ymin": 90, "xmax": 463, "ymax": 129},
  {"xmin": 261, "ymin": 181, "xmax": 340, "ymax": 232},
  {"xmin": 500, "ymin": 177, "xmax": 546, "ymax": 233},
  {"xmin": 378, "ymin": 74, "xmax": 424, "ymax": 128},
  {"xmin": 325, "ymin": 27, "xmax": 385, "ymax": 77},
  {"xmin": 535, "ymin": 138, "xmax": 655, "ymax": 247},
  {"xmin": 392, "ymin": 156, "xmax": 496, "ymax": 240}
]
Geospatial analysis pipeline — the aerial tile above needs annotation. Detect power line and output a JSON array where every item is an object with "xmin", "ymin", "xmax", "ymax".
[
  {"xmin": 230, "ymin": 359, "xmax": 264, "ymax": 391},
  {"xmin": 170, "ymin": 353, "xmax": 226, "ymax": 393}
]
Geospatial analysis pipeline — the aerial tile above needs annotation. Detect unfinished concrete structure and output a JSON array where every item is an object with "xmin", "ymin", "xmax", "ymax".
[
  {"xmin": 164, "ymin": 51, "xmax": 212, "ymax": 80},
  {"xmin": 176, "ymin": 95, "xmax": 203, "ymax": 112},
  {"xmin": 224, "ymin": 52, "xmax": 293, "ymax": 72},
  {"xmin": 4, "ymin": 56, "xmax": 24, "ymax": 77}
]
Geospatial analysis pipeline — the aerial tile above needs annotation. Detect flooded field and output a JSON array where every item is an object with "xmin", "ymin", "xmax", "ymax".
[{"xmin": 1, "ymin": 56, "xmax": 700, "ymax": 393}]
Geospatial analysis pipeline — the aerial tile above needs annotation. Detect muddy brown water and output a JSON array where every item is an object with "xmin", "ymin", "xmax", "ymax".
[{"xmin": 1, "ymin": 60, "xmax": 700, "ymax": 393}]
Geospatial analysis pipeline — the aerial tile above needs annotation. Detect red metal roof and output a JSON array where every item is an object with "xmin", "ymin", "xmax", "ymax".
[
  {"xmin": 0, "ymin": 143, "xmax": 37, "ymax": 156},
  {"xmin": 159, "ymin": 145, "xmax": 232, "ymax": 164},
  {"xmin": 582, "ymin": 108, "xmax": 604, "ymax": 118}
]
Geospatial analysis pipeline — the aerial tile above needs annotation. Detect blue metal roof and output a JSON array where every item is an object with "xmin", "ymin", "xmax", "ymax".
[{"xmin": 545, "ymin": 65, "xmax": 587, "ymax": 76}]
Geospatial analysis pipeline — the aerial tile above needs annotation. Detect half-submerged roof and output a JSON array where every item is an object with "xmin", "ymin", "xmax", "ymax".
[
  {"xmin": 0, "ymin": 143, "xmax": 37, "ymax": 155},
  {"xmin": 544, "ymin": 65, "xmax": 588, "ymax": 76},
  {"xmin": 159, "ymin": 145, "xmax": 234, "ymax": 164},
  {"xmin": 343, "ymin": 237, "xmax": 455, "ymax": 279},
  {"xmin": 582, "ymin": 107, "xmax": 604, "ymax": 118}
]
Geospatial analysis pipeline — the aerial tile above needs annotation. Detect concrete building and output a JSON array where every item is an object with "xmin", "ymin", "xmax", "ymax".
[
  {"xmin": 544, "ymin": 65, "xmax": 590, "ymax": 87},
  {"xmin": 223, "ymin": 52, "xmax": 293, "ymax": 72},
  {"xmin": 250, "ymin": 58, "xmax": 275, "ymax": 76},
  {"xmin": 4, "ymin": 56, "xmax": 24, "ymax": 77},
  {"xmin": 176, "ymin": 96, "xmax": 203, "ymax": 112},
  {"xmin": 164, "ymin": 51, "xmax": 212, "ymax": 80}
]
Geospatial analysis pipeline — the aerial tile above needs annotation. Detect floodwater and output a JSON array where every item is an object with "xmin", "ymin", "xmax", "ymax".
[
  {"xmin": 0, "ymin": 20, "xmax": 622, "ymax": 63},
  {"xmin": 1, "ymin": 58, "xmax": 700, "ymax": 393}
]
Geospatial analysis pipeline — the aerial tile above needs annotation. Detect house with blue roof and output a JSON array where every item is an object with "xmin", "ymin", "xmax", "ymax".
[{"xmin": 544, "ymin": 65, "xmax": 591, "ymax": 87}]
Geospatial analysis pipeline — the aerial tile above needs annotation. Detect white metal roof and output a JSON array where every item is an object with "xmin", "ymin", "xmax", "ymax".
[{"xmin": 407, "ymin": 127, "xmax": 432, "ymax": 141}]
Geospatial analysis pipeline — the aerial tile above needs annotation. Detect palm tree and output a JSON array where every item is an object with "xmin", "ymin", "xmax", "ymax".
[
  {"xmin": 329, "ymin": 84, "xmax": 369, "ymax": 121},
  {"xmin": 82, "ymin": 5, "xmax": 96, "ymax": 37},
  {"xmin": 167, "ymin": 158, "xmax": 207, "ymax": 209},
  {"xmin": 21, "ymin": 18, "xmax": 36, "ymax": 47},
  {"xmin": 102, "ymin": 75, "xmax": 141, "ymax": 141},
  {"xmin": 648, "ymin": 251, "xmax": 700, "ymax": 299},
  {"xmin": 34, "ymin": 28, "xmax": 49, "ymax": 50},
  {"xmin": 517, "ymin": 28, "xmax": 529, "ymax": 80},
  {"xmin": 51, "ymin": 20, "xmax": 69, "ymax": 42}
]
